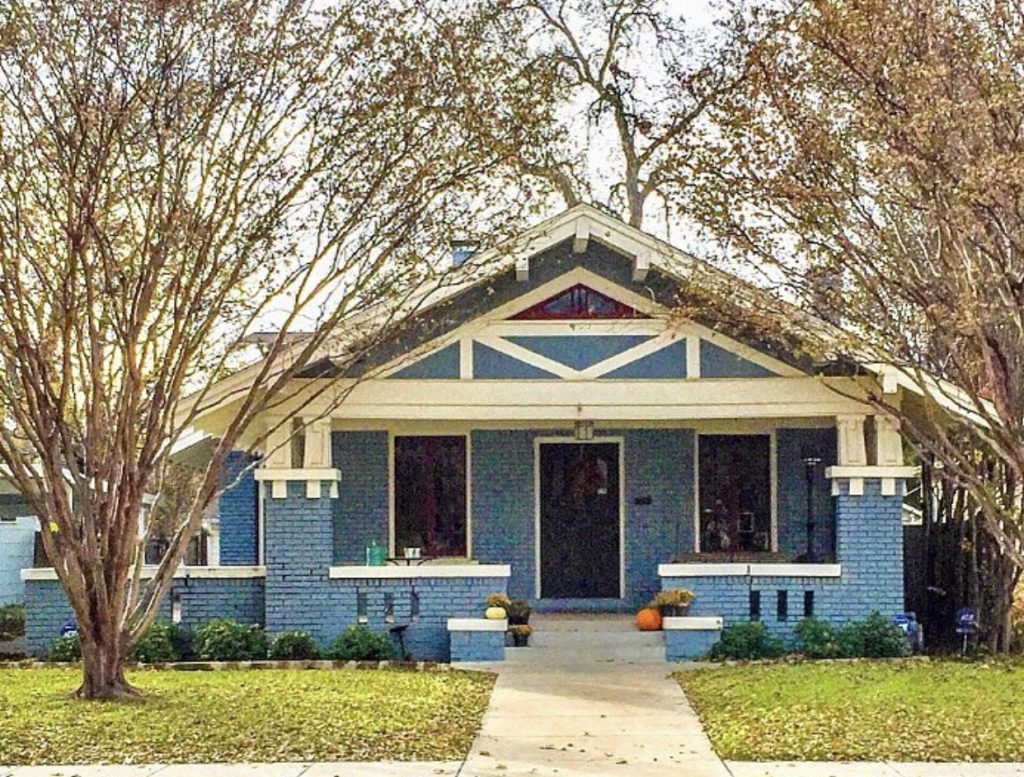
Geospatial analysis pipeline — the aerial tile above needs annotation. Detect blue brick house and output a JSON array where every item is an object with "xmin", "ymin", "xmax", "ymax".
[{"xmin": 23, "ymin": 205, "xmax": 917, "ymax": 661}]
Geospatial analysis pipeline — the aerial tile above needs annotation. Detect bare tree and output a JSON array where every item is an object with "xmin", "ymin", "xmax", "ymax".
[
  {"xmin": 692, "ymin": 0, "xmax": 1024, "ymax": 646},
  {"xmin": 463, "ymin": 0, "xmax": 747, "ymax": 228},
  {"xmin": 0, "ymin": 0, "xmax": 535, "ymax": 698}
]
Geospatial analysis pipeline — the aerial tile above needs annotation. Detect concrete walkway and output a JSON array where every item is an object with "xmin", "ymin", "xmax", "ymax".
[{"xmin": 460, "ymin": 614, "xmax": 729, "ymax": 777}]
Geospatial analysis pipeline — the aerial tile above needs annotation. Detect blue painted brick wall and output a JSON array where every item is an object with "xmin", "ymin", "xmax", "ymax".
[
  {"xmin": 332, "ymin": 431, "xmax": 389, "ymax": 563},
  {"xmin": 665, "ymin": 628, "xmax": 721, "ymax": 660},
  {"xmin": 264, "ymin": 480, "xmax": 336, "ymax": 643},
  {"xmin": 175, "ymin": 577, "xmax": 264, "ymax": 628},
  {"xmin": 661, "ymin": 478, "xmax": 906, "ymax": 650},
  {"xmin": 832, "ymin": 478, "xmax": 904, "ymax": 620},
  {"xmin": 264, "ymin": 479, "xmax": 506, "ymax": 660},
  {"xmin": 24, "ymin": 576, "xmax": 264, "ymax": 656},
  {"xmin": 328, "ymin": 576, "xmax": 508, "ymax": 661},
  {"xmin": 471, "ymin": 430, "xmax": 538, "ymax": 600},
  {"xmin": 219, "ymin": 450, "xmax": 259, "ymax": 565},
  {"xmin": 472, "ymin": 428, "xmax": 695, "ymax": 608},
  {"xmin": 622, "ymin": 428, "xmax": 693, "ymax": 608},
  {"xmin": 776, "ymin": 428, "xmax": 836, "ymax": 558},
  {"xmin": 450, "ymin": 629, "xmax": 506, "ymax": 662}
]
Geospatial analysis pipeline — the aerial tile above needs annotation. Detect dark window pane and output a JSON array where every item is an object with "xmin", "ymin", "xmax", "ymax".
[
  {"xmin": 750, "ymin": 590, "xmax": 761, "ymax": 620},
  {"xmin": 511, "ymin": 284, "xmax": 645, "ymax": 320},
  {"xmin": 699, "ymin": 435, "xmax": 772, "ymax": 553},
  {"xmin": 394, "ymin": 436, "xmax": 467, "ymax": 557},
  {"xmin": 804, "ymin": 590, "xmax": 815, "ymax": 618},
  {"xmin": 777, "ymin": 590, "xmax": 789, "ymax": 621}
]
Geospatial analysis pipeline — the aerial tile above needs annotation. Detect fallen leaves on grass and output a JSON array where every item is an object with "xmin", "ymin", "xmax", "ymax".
[
  {"xmin": 677, "ymin": 660, "xmax": 1024, "ymax": 762},
  {"xmin": 0, "ymin": 668, "xmax": 494, "ymax": 764}
]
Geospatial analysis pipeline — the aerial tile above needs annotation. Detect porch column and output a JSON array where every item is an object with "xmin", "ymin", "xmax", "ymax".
[
  {"xmin": 262, "ymin": 480, "xmax": 339, "ymax": 643},
  {"xmin": 826, "ymin": 413, "xmax": 917, "ymax": 619},
  {"xmin": 258, "ymin": 418, "xmax": 343, "ymax": 644},
  {"xmin": 826, "ymin": 474, "xmax": 907, "ymax": 620}
]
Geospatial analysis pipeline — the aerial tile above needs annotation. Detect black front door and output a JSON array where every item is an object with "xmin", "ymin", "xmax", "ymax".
[{"xmin": 539, "ymin": 442, "xmax": 620, "ymax": 599}]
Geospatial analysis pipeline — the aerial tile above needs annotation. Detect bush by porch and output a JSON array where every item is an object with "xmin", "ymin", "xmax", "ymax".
[
  {"xmin": 678, "ymin": 660, "xmax": 1024, "ymax": 762},
  {"xmin": 0, "ymin": 667, "xmax": 494, "ymax": 764}
]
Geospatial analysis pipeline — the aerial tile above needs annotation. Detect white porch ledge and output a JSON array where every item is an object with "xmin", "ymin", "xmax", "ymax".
[
  {"xmin": 22, "ymin": 565, "xmax": 266, "ymax": 581},
  {"xmin": 447, "ymin": 618, "xmax": 508, "ymax": 632},
  {"xmin": 254, "ymin": 467, "xmax": 341, "ymax": 499},
  {"xmin": 658, "ymin": 563, "xmax": 842, "ymax": 578},
  {"xmin": 328, "ymin": 564, "xmax": 511, "ymax": 579},
  {"xmin": 826, "ymin": 464, "xmax": 918, "ymax": 496},
  {"xmin": 663, "ymin": 616, "xmax": 723, "ymax": 631}
]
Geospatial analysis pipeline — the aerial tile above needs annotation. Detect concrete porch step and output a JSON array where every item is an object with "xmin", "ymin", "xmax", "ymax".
[
  {"xmin": 531, "ymin": 630, "xmax": 665, "ymax": 649},
  {"xmin": 519, "ymin": 615, "xmax": 667, "ymax": 664},
  {"xmin": 530, "ymin": 613, "xmax": 637, "ymax": 632}
]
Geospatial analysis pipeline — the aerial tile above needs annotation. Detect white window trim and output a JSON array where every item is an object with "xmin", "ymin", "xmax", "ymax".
[
  {"xmin": 388, "ymin": 431, "xmax": 472, "ymax": 559},
  {"xmin": 533, "ymin": 435, "xmax": 626, "ymax": 600},
  {"xmin": 257, "ymin": 480, "xmax": 266, "ymax": 566},
  {"xmin": 693, "ymin": 430, "xmax": 778, "ymax": 554}
]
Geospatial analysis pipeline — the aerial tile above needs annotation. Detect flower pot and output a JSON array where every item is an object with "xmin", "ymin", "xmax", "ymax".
[
  {"xmin": 511, "ymin": 632, "xmax": 530, "ymax": 647},
  {"xmin": 485, "ymin": 606, "xmax": 507, "ymax": 620},
  {"xmin": 658, "ymin": 603, "xmax": 690, "ymax": 618}
]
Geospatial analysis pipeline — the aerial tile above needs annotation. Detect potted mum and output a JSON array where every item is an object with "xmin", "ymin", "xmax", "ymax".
[
  {"xmin": 509, "ymin": 624, "xmax": 533, "ymax": 647},
  {"xmin": 653, "ymin": 588, "xmax": 695, "ymax": 617},
  {"xmin": 505, "ymin": 599, "xmax": 532, "ymax": 626}
]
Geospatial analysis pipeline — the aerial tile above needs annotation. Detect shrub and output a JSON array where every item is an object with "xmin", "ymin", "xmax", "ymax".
[
  {"xmin": 169, "ymin": 624, "xmax": 196, "ymax": 661},
  {"xmin": 794, "ymin": 617, "xmax": 843, "ymax": 659},
  {"xmin": 130, "ymin": 620, "xmax": 178, "ymax": 663},
  {"xmin": 49, "ymin": 634, "xmax": 81, "ymax": 662},
  {"xmin": 858, "ymin": 612, "xmax": 911, "ymax": 658},
  {"xmin": 269, "ymin": 630, "xmax": 321, "ymax": 660},
  {"xmin": 194, "ymin": 619, "xmax": 268, "ymax": 661},
  {"xmin": 0, "ymin": 604, "xmax": 25, "ymax": 641},
  {"xmin": 506, "ymin": 600, "xmax": 532, "ymax": 625},
  {"xmin": 796, "ymin": 613, "xmax": 910, "ymax": 659},
  {"xmin": 708, "ymin": 622, "xmax": 785, "ymax": 661},
  {"xmin": 327, "ymin": 626, "xmax": 395, "ymax": 661}
]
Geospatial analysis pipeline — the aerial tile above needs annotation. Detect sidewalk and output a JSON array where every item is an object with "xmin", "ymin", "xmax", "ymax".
[
  {"xmin": 726, "ymin": 764, "xmax": 1024, "ymax": 776},
  {"xmin": 0, "ymin": 764, "xmax": 459, "ymax": 777},
  {"xmin": 5, "ymin": 760, "xmax": 1024, "ymax": 777}
]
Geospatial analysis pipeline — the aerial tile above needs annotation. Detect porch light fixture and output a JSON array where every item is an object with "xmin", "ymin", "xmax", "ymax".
[
  {"xmin": 796, "ymin": 452, "xmax": 823, "ymax": 563},
  {"xmin": 574, "ymin": 420, "xmax": 595, "ymax": 441}
]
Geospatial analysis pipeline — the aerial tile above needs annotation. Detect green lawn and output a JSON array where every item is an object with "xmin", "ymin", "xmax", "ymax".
[
  {"xmin": 678, "ymin": 660, "xmax": 1024, "ymax": 762},
  {"xmin": 0, "ymin": 668, "xmax": 494, "ymax": 764}
]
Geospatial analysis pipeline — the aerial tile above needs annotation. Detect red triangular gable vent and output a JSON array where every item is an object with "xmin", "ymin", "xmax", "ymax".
[{"xmin": 510, "ymin": 284, "xmax": 647, "ymax": 320}]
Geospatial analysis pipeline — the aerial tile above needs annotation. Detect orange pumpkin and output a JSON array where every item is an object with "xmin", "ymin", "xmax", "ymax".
[{"xmin": 635, "ymin": 607, "xmax": 663, "ymax": 631}]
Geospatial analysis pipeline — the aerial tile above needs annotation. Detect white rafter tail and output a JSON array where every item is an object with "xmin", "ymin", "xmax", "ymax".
[
  {"xmin": 515, "ymin": 258, "xmax": 529, "ymax": 282},
  {"xmin": 877, "ymin": 365, "xmax": 900, "ymax": 394},
  {"xmin": 573, "ymin": 217, "xmax": 591, "ymax": 254},
  {"xmin": 633, "ymin": 250, "xmax": 651, "ymax": 281}
]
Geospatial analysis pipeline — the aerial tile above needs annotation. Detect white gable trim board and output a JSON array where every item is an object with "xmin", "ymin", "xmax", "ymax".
[{"xmin": 259, "ymin": 375, "xmax": 872, "ymax": 422}]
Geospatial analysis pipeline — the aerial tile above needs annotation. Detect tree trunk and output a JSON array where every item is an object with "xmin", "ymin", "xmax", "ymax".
[{"xmin": 75, "ymin": 622, "xmax": 140, "ymax": 701}]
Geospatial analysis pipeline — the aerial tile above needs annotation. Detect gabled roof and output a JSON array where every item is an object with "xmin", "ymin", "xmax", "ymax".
[{"xmin": 177, "ymin": 204, "xmax": 853, "ymax": 426}]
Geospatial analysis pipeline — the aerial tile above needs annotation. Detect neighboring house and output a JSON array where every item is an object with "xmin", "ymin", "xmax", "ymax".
[
  {"xmin": 0, "ymin": 487, "xmax": 36, "ymax": 605},
  {"xmin": 23, "ymin": 205, "xmax": 920, "ymax": 660}
]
